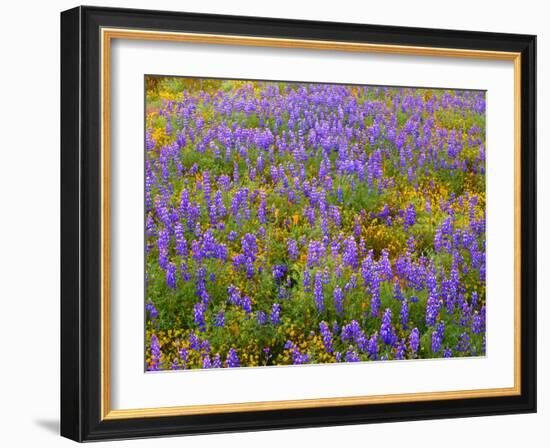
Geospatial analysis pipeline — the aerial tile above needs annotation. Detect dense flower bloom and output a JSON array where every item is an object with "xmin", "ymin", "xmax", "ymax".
[{"xmin": 145, "ymin": 80, "xmax": 486, "ymax": 370}]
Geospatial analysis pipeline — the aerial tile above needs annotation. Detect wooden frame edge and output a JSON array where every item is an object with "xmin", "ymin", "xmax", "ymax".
[{"xmin": 99, "ymin": 27, "xmax": 523, "ymax": 421}]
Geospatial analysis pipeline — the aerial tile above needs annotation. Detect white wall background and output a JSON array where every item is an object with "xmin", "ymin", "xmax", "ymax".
[{"xmin": 0, "ymin": 0, "xmax": 546, "ymax": 446}]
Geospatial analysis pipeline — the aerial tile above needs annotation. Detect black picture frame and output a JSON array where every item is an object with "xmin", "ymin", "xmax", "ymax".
[{"xmin": 61, "ymin": 5, "xmax": 536, "ymax": 442}]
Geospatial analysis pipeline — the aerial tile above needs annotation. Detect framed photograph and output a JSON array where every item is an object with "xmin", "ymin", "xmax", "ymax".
[{"xmin": 60, "ymin": 6, "xmax": 536, "ymax": 442}]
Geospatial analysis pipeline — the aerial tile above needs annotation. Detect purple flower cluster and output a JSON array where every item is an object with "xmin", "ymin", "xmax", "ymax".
[{"xmin": 145, "ymin": 79, "xmax": 487, "ymax": 370}]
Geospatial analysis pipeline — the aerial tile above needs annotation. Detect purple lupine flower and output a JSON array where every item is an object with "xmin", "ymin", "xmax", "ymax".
[
  {"xmin": 370, "ymin": 274, "xmax": 381, "ymax": 318},
  {"xmin": 270, "ymin": 303, "xmax": 281, "ymax": 325},
  {"xmin": 241, "ymin": 296, "xmax": 252, "ymax": 314},
  {"xmin": 342, "ymin": 236, "xmax": 358, "ymax": 269},
  {"xmin": 201, "ymin": 338, "xmax": 211, "ymax": 354},
  {"xmin": 400, "ymin": 298, "xmax": 409, "ymax": 329},
  {"xmin": 378, "ymin": 249, "xmax": 393, "ymax": 280},
  {"xmin": 287, "ymin": 238, "xmax": 299, "ymax": 261},
  {"xmin": 193, "ymin": 301, "xmax": 207, "ymax": 332},
  {"xmin": 174, "ymin": 222, "xmax": 187, "ymax": 256},
  {"xmin": 292, "ymin": 347, "xmax": 310, "ymax": 365},
  {"xmin": 409, "ymin": 328, "xmax": 420, "ymax": 355},
  {"xmin": 227, "ymin": 284, "xmax": 242, "ymax": 306},
  {"xmin": 345, "ymin": 349, "xmax": 360, "ymax": 362},
  {"xmin": 148, "ymin": 334, "xmax": 161, "ymax": 371},
  {"xmin": 202, "ymin": 354, "xmax": 212, "ymax": 369},
  {"xmin": 225, "ymin": 348, "xmax": 240, "ymax": 368},
  {"xmin": 329, "ymin": 205, "xmax": 341, "ymax": 228},
  {"xmin": 460, "ymin": 298, "xmax": 472, "ymax": 327},
  {"xmin": 307, "ymin": 240, "xmax": 324, "ymax": 268},
  {"xmin": 214, "ymin": 191, "xmax": 226, "ymax": 220},
  {"xmin": 360, "ymin": 252, "xmax": 374, "ymax": 286},
  {"xmin": 303, "ymin": 269, "xmax": 312, "ymax": 292},
  {"xmin": 189, "ymin": 331, "xmax": 201, "ymax": 351},
  {"xmin": 393, "ymin": 280, "xmax": 403, "ymax": 301},
  {"xmin": 272, "ymin": 264, "xmax": 287, "ymax": 281},
  {"xmin": 258, "ymin": 189, "xmax": 267, "ymax": 223},
  {"xmin": 425, "ymin": 266, "xmax": 440, "ymax": 326},
  {"xmin": 178, "ymin": 347, "xmax": 189, "ymax": 369},
  {"xmin": 157, "ymin": 227, "xmax": 170, "ymax": 270},
  {"xmin": 472, "ymin": 305, "xmax": 486, "ymax": 334},
  {"xmin": 471, "ymin": 291, "xmax": 479, "ymax": 309},
  {"xmin": 241, "ymin": 233, "xmax": 258, "ymax": 259},
  {"xmin": 202, "ymin": 170, "xmax": 213, "ymax": 221},
  {"xmin": 395, "ymin": 338, "xmax": 407, "ymax": 360},
  {"xmin": 404, "ymin": 203, "xmax": 416, "ymax": 229},
  {"xmin": 212, "ymin": 353, "xmax": 222, "ymax": 368},
  {"xmin": 431, "ymin": 321, "xmax": 445, "ymax": 354},
  {"xmin": 314, "ymin": 270, "xmax": 324, "ymax": 313},
  {"xmin": 214, "ymin": 310, "xmax": 225, "ymax": 327},
  {"xmin": 319, "ymin": 321, "xmax": 333, "ymax": 353},
  {"xmin": 380, "ymin": 308, "xmax": 397, "ymax": 346},
  {"xmin": 341, "ymin": 320, "xmax": 366, "ymax": 348},
  {"xmin": 434, "ymin": 225, "xmax": 444, "ymax": 252},
  {"xmin": 145, "ymin": 301, "xmax": 158, "ymax": 320},
  {"xmin": 256, "ymin": 310, "xmax": 267, "ymax": 325},
  {"xmin": 367, "ymin": 332, "xmax": 378, "ymax": 360},
  {"xmin": 166, "ymin": 262, "xmax": 177, "ymax": 289},
  {"xmin": 456, "ymin": 332, "xmax": 471, "ymax": 353}
]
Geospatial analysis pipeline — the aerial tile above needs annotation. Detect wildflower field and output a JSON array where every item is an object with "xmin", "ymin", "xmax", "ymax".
[{"xmin": 145, "ymin": 76, "xmax": 486, "ymax": 371}]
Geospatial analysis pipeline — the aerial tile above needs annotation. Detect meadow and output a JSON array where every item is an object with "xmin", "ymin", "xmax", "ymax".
[{"xmin": 144, "ymin": 76, "xmax": 486, "ymax": 371}]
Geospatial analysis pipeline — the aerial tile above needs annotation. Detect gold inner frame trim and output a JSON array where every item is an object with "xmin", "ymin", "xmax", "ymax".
[{"xmin": 100, "ymin": 27, "xmax": 522, "ymax": 420}]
